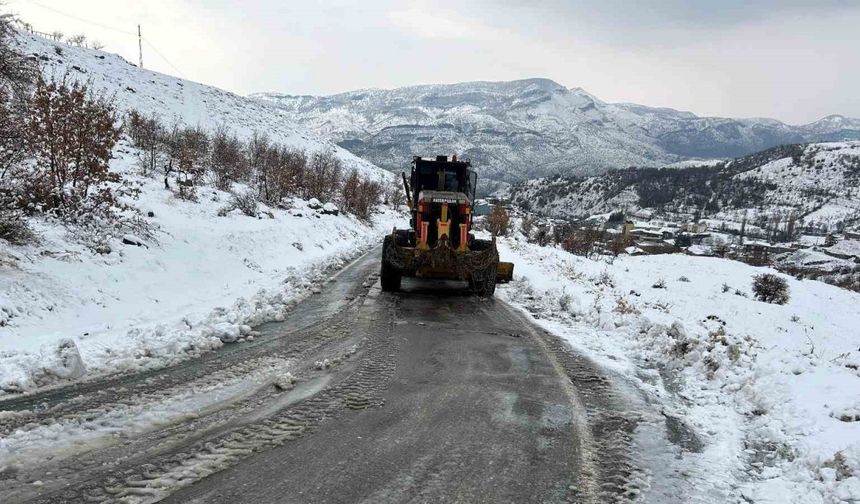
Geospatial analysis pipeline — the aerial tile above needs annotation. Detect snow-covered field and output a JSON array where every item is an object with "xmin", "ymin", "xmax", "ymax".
[
  {"xmin": 0, "ymin": 141, "xmax": 401, "ymax": 395},
  {"xmin": 497, "ymin": 235, "xmax": 860, "ymax": 503}
]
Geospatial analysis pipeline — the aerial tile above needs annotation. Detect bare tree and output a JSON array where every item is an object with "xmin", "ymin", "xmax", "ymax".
[
  {"xmin": 607, "ymin": 233, "xmax": 631, "ymax": 256},
  {"xmin": 91, "ymin": 40, "xmax": 104, "ymax": 50},
  {"xmin": 306, "ymin": 150, "xmax": 342, "ymax": 201},
  {"xmin": 248, "ymin": 131, "xmax": 271, "ymax": 198},
  {"xmin": 210, "ymin": 126, "xmax": 246, "ymax": 190},
  {"xmin": 383, "ymin": 178, "xmax": 404, "ymax": 208},
  {"xmin": 25, "ymin": 76, "xmax": 121, "ymax": 212},
  {"xmin": 552, "ymin": 221, "xmax": 572, "ymax": 244},
  {"xmin": 486, "ymin": 205, "xmax": 510, "ymax": 236},
  {"xmin": 126, "ymin": 110, "xmax": 164, "ymax": 176},
  {"xmin": 68, "ymin": 34, "xmax": 87, "ymax": 47},
  {"xmin": 520, "ymin": 214, "xmax": 535, "ymax": 239},
  {"xmin": 0, "ymin": 15, "xmax": 37, "ymax": 178},
  {"xmin": 563, "ymin": 225, "xmax": 603, "ymax": 258},
  {"xmin": 532, "ymin": 225, "xmax": 550, "ymax": 246},
  {"xmin": 340, "ymin": 169, "xmax": 361, "ymax": 212},
  {"xmin": 354, "ymin": 178, "xmax": 382, "ymax": 219}
]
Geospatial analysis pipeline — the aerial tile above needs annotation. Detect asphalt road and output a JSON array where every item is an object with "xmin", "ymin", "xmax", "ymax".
[{"xmin": 1, "ymin": 248, "xmax": 650, "ymax": 504}]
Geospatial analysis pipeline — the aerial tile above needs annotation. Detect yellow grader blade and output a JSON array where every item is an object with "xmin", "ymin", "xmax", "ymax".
[{"xmin": 496, "ymin": 261, "xmax": 514, "ymax": 283}]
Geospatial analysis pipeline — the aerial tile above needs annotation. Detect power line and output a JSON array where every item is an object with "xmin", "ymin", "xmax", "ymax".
[
  {"xmin": 18, "ymin": 0, "xmax": 188, "ymax": 79},
  {"xmin": 142, "ymin": 38, "xmax": 186, "ymax": 79},
  {"xmin": 20, "ymin": 0, "xmax": 137, "ymax": 36}
]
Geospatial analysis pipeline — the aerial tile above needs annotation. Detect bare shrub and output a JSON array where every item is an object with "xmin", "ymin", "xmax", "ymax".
[
  {"xmin": 0, "ymin": 197, "xmax": 35, "ymax": 244},
  {"xmin": 532, "ymin": 225, "xmax": 550, "ymax": 246},
  {"xmin": 383, "ymin": 178, "xmax": 405, "ymax": 208},
  {"xmin": 563, "ymin": 226, "xmax": 602, "ymax": 258},
  {"xmin": 0, "ymin": 17, "xmax": 37, "ymax": 178},
  {"xmin": 126, "ymin": 110, "xmax": 163, "ymax": 176},
  {"xmin": 552, "ymin": 222, "xmax": 572, "ymax": 244},
  {"xmin": 161, "ymin": 124, "xmax": 208, "ymax": 199},
  {"xmin": 228, "ymin": 190, "xmax": 258, "ymax": 217},
  {"xmin": 520, "ymin": 214, "xmax": 535, "ymax": 238},
  {"xmin": 558, "ymin": 292, "xmax": 572, "ymax": 312},
  {"xmin": 355, "ymin": 178, "xmax": 382, "ymax": 219},
  {"xmin": 68, "ymin": 34, "xmax": 87, "ymax": 47},
  {"xmin": 594, "ymin": 271, "xmax": 615, "ymax": 287},
  {"xmin": 210, "ymin": 126, "xmax": 247, "ymax": 190},
  {"xmin": 652, "ymin": 278, "xmax": 667, "ymax": 289},
  {"xmin": 0, "ymin": 27, "xmax": 36, "ymax": 179},
  {"xmin": 305, "ymin": 150, "xmax": 342, "ymax": 202},
  {"xmin": 340, "ymin": 169, "xmax": 361, "ymax": 214},
  {"xmin": 614, "ymin": 297, "xmax": 639, "ymax": 315},
  {"xmin": 24, "ymin": 75, "xmax": 121, "ymax": 213},
  {"xmin": 752, "ymin": 273, "xmax": 790, "ymax": 304},
  {"xmin": 248, "ymin": 132, "xmax": 271, "ymax": 198},
  {"xmin": 607, "ymin": 233, "xmax": 631, "ymax": 256},
  {"xmin": 486, "ymin": 205, "xmax": 510, "ymax": 236}
]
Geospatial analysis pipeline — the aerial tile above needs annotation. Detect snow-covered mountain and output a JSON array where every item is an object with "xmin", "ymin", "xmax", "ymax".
[
  {"xmin": 253, "ymin": 78, "xmax": 860, "ymax": 184},
  {"xmin": 13, "ymin": 30, "xmax": 388, "ymax": 182},
  {"xmin": 510, "ymin": 141, "xmax": 860, "ymax": 230}
]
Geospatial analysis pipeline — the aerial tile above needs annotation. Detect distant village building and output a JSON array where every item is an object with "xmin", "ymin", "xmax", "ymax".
[
  {"xmin": 624, "ymin": 246, "xmax": 646, "ymax": 256},
  {"xmin": 822, "ymin": 239, "xmax": 860, "ymax": 262},
  {"xmin": 743, "ymin": 241, "xmax": 771, "ymax": 266},
  {"xmin": 472, "ymin": 199, "xmax": 491, "ymax": 216},
  {"xmin": 622, "ymin": 220, "xmax": 635, "ymax": 237},
  {"xmin": 845, "ymin": 228, "xmax": 860, "ymax": 240},
  {"xmin": 631, "ymin": 209, "xmax": 654, "ymax": 220},
  {"xmin": 684, "ymin": 222, "xmax": 708, "ymax": 233},
  {"xmin": 686, "ymin": 244, "xmax": 714, "ymax": 257}
]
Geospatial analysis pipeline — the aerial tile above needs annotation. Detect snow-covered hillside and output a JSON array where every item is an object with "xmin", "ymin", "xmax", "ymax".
[
  {"xmin": 0, "ymin": 31, "xmax": 403, "ymax": 394},
  {"xmin": 254, "ymin": 78, "xmax": 860, "ymax": 184},
  {"xmin": 498, "ymin": 236, "xmax": 860, "ymax": 503},
  {"xmin": 12, "ymin": 31, "xmax": 386, "ymax": 182},
  {"xmin": 0, "ymin": 142, "xmax": 402, "ymax": 394},
  {"xmin": 512, "ymin": 141, "xmax": 860, "ymax": 230}
]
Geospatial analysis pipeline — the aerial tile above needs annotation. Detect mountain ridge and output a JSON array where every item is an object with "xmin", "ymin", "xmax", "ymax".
[{"xmin": 252, "ymin": 78, "xmax": 860, "ymax": 186}]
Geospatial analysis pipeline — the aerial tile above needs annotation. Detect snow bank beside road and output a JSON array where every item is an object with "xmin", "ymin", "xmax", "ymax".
[
  {"xmin": 0, "ymin": 146, "xmax": 402, "ymax": 394},
  {"xmin": 497, "ymin": 237, "xmax": 860, "ymax": 503}
]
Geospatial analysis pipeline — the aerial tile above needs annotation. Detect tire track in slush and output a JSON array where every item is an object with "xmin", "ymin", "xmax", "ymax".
[
  {"xmin": 34, "ymin": 288, "xmax": 400, "ymax": 504},
  {"xmin": 495, "ymin": 302, "xmax": 645, "ymax": 504}
]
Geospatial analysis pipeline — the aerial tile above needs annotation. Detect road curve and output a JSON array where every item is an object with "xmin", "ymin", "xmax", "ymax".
[{"xmin": 2, "ymin": 248, "xmax": 646, "ymax": 504}]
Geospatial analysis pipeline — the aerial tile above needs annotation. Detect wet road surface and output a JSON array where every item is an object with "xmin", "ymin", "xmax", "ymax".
[{"xmin": 0, "ymin": 248, "xmax": 658, "ymax": 504}]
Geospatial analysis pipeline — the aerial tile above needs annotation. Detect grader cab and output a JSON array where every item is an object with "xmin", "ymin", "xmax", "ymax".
[{"xmin": 381, "ymin": 155, "xmax": 514, "ymax": 297}]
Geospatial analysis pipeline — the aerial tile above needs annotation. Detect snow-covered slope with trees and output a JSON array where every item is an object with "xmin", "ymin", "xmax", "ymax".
[
  {"xmin": 0, "ymin": 29, "xmax": 402, "ymax": 393},
  {"xmin": 0, "ymin": 145, "xmax": 400, "ymax": 393},
  {"xmin": 511, "ymin": 141, "xmax": 860, "ymax": 232},
  {"xmin": 254, "ymin": 79, "xmax": 860, "ymax": 185},
  {"xmin": 12, "ymin": 30, "xmax": 386, "ymax": 182}
]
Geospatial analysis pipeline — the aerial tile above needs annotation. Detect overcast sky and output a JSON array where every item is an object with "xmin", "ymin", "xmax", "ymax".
[{"xmin": 6, "ymin": 0, "xmax": 859, "ymax": 124}]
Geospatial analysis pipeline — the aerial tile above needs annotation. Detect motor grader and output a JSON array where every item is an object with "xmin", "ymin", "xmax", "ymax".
[{"xmin": 381, "ymin": 155, "xmax": 514, "ymax": 297}]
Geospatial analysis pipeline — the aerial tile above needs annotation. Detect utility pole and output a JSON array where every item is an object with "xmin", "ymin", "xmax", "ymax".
[{"xmin": 138, "ymin": 25, "xmax": 143, "ymax": 68}]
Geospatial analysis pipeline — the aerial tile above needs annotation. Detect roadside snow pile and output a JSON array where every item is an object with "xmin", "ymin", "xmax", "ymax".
[
  {"xmin": 0, "ymin": 144, "xmax": 402, "ymax": 394},
  {"xmin": 497, "ymin": 237, "xmax": 860, "ymax": 503}
]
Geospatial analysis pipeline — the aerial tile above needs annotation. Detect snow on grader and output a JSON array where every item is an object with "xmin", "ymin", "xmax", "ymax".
[{"xmin": 381, "ymin": 155, "xmax": 514, "ymax": 297}]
